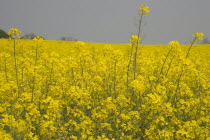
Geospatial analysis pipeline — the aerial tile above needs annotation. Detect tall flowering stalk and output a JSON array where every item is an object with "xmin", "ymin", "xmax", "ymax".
[
  {"xmin": 133, "ymin": 4, "xmax": 150, "ymax": 80},
  {"xmin": 159, "ymin": 41, "xmax": 180, "ymax": 75},
  {"xmin": 137, "ymin": 5, "xmax": 150, "ymax": 37},
  {"xmin": 175, "ymin": 32, "xmax": 204, "ymax": 94},
  {"xmin": 186, "ymin": 32, "xmax": 204, "ymax": 59},
  {"xmin": 126, "ymin": 35, "xmax": 140, "ymax": 88},
  {"xmin": 8, "ymin": 28, "xmax": 21, "ymax": 94}
]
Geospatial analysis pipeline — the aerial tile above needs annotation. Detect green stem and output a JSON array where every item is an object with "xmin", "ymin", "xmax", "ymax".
[
  {"xmin": 126, "ymin": 43, "xmax": 134, "ymax": 89},
  {"xmin": 186, "ymin": 37, "xmax": 197, "ymax": 59},
  {"xmin": 175, "ymin": 37, "xmax": 197, "ymax": 94},
  {"xmin": 13, "ymin": 39, "xmax": 19, "ymax": 93},
  {"xmin": 165, "ymin": 55, "xmax": 175, "ymax": 76},
  {"xmin": 160, "ymin": 47, "xmax": 173, "ymax": 75},
  {"xmin": 4, "ymin": 54, "xmax": 9, "ymax": 82},
  {"xmin": 133, "ymin": 13, "xmax": 143, "ymax": 80}
]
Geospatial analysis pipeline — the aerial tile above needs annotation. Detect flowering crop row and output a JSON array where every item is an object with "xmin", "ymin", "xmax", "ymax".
[
  {"xmin": 0, "ymin": 34, "xmax": 209, "ymax": 139},
  {"xmin": 0, "ymin": 4, "xmax": 209, "ymax": 140}
]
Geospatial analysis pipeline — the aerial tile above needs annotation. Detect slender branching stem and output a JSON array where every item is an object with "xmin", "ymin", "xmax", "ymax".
[
  {"xmin": 13, "ymin": 39, "xmax": 19, "ymax": 93},
  {"xmin": 126, "ymin": 43, "xmax": 134, "ymax": 89},
  {"xmin": 4, "ymin": 54, "xmax": 9, "ymax": 82},
  {"xmin": 134, "ymin": 13, "xmax": 143, "ymax": 80},
  {"xmin": 160, "ymin": 47, "xmax": 173, "ymax": 75},
  {"xmin": 165, "ymin": 55, "xmax": 175, "ymax": 76},
  {"xmin": 175, "ymin": 37, "xmax": 197, "ymax": 95},
  {"xmin": 186, "ymin": 37, "xmax": 197, "ymax": 59}
]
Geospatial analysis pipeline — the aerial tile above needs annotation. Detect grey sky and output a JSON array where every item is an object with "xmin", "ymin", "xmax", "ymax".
[{"xmin": 0, "ymin": 0, "xmax": 209, "ymax": 44}]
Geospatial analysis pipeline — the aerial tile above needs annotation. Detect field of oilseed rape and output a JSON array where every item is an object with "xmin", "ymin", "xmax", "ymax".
[{"xmin": 0, "ymin": 5, "xmax": 210, "ymax": 140}]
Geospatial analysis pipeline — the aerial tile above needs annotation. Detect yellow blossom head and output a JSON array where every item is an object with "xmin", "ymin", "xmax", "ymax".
[
  {"xmin": 138, "ymin": 4, "xmax": 150, "ymax": 16},
  {"xmin": 192, "ymin": 32, "xmax": 204, "ymax": 42},
  {"xmin": 33, "ymin": 36, "xmax": 44, "ymax": 44},
  {"xmin": 76, "ymin": 41, "xmax": 86, "ymax": 47},
  {"xmin": 169, "ymin": 41, "xmax": 182, "ymax": 53},
  {"xmin": 130, "ymin": 35, "xmax": 140, "ymax": 44},
  {"xmin": 169, "ymin": 40, "xmax": 180, "ymax": 47},
  {"xmin": 8, "ymin": 28, "xmax": 21, "ymax": 39}
]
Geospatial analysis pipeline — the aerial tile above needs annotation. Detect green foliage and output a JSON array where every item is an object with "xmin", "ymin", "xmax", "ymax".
[{"xmin": 0, "ymin": 29, "xmax": 9, "ymax": 39}]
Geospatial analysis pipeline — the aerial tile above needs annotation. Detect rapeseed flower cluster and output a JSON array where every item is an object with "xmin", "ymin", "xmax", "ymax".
[
  {"xmin": 8, "ymin": 28, "xmax": 21, "ymax": 39},
  {"xmin": 130, "ymin": 35, "xmax": 140, "ymax": 44},
  {"xmin": 138, "ymin": 4, "xmax": 150, "ymax": 16},
  {"xmin": 192, "ymin": 32, "xmax": 204, "ymax": 42},
  {"xmin": 0, "ymin": 3, "xmax": 209, "ymax": 140},
  {"xmin": 0, "ymin": 31, "xmax": 209, "ymax": 139},
  {"xmin": 33, "ymin": 36, "xmax": 44, "ymax": 44}
]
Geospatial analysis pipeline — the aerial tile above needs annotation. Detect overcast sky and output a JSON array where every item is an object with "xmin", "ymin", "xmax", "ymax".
[{"xmin": 0, "ymin": 0, "xmax": 209, "ymax": 44}]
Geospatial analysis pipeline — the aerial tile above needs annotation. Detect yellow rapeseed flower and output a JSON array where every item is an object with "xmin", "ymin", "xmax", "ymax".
[
  {"xmin": 169, "ymin": 40, "xmax": 180, "ymax": 49},
  {"xmin": 33, "ymin": 36, "xmax": 44, "ymax": 44},
  {"xmin": 130, "ymin": 35, "xmax": 140, "ymax": 44},
  {"xmin": 138, "ymin": 4, "xmax": 150, "ymax": 16},
  {"xmin": 8, "ymin": 28, "xmax": 21, "ymax": 39},
  {"xmin": 169, "ymin": 40, "xmax": 179, "ymax": 46},
  {"xmin": 192, "ymin": 32, "xmax": 204, "ymax": 42}
]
